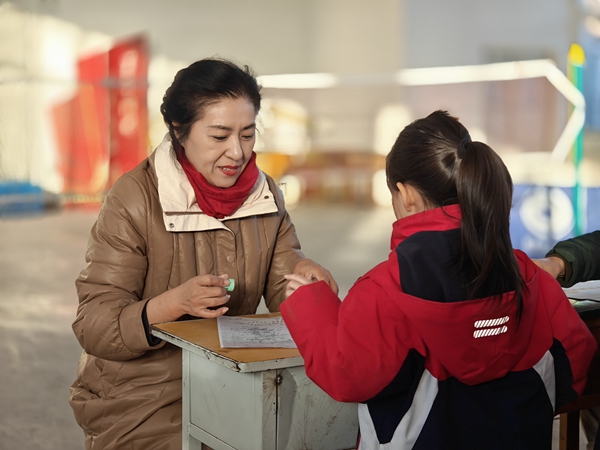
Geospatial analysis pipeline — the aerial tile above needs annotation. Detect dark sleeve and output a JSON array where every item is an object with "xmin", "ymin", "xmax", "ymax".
[
  {"xmin": 142, "ymin": 304, "xmax": 163, "ymax": 347},
  {"xmin": 546, "ymin": 231, "xmax": 600, "ymax": 287}
]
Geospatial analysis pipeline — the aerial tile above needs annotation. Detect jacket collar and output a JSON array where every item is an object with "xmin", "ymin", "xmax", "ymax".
[
  {"xmin": 154, "ymin": 134, "xmax": 278, "ymax": 233},
  {"xmin": 390, "ymin": 204, "xmax": 462, "ymax": 249}
]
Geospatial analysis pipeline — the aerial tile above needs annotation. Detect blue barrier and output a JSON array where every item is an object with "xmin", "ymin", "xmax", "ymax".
[
  {"xmin": 510, "ymin": 184, "xmax": 600, "ymax": 258},
  {"xmin": 0, "ymin": 181, "xmax": 45, "ymax": 216}
]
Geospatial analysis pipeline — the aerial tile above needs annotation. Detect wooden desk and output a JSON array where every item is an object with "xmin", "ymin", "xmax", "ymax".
[
  {"xmin": 152, "ymin": 314, "xmax": 358, "ymax": 450},
  {"xmin": 558, "ymin": 281, "xmax": 600, "ymax": 450}
]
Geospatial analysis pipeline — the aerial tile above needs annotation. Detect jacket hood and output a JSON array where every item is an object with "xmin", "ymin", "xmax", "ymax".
[
  {"xmin": 398, "ymin": 266, "xmax": 540, "ymax": 385},
  {"xmin": 388, "ymin": 206, "xmax": 546, "ymax": 385}
]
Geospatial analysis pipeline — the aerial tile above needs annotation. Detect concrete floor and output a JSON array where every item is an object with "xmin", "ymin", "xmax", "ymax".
[{"xmin": 0, "ymin": 204, "xmax": 588, "ymax": 449}]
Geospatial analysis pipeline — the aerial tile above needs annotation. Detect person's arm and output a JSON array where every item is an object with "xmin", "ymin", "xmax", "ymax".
[
  {"xmin": 73, "ymin": 175, "xmax": 159, "ymax": 361},
  {"xmin": 73, "ymin": 175, "xmax": 229, "ymax": 361},
  {"xmin": 532, "ymin": 256, "xmax": 567, "ymax": 282},
  {"xmin": 281, "ymin": 277, "xmax": 411, "ymax": 403},
  {"xmin": 262, "ymin": 180, "xmax": 338, "ymax": 311},
  {"xmin": 545, "ymin": 231, "xmax": 600, "ymax": 287}
]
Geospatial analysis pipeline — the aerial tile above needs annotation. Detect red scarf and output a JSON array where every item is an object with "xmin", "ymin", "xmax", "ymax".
[{"xmin": 177, "ymin": 151, "xmax": 259, "ymax": 219}]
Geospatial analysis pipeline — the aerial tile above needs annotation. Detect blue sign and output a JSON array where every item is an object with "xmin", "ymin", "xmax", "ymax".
[{"xmin": 511, "ymin": 184, "xmax": 600, "ymax": 257}]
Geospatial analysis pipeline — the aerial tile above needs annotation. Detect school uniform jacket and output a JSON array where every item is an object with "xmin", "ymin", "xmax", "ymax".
[{"xmin": 281, "ymin": 204, "xmax": 596, "ymax": 450}]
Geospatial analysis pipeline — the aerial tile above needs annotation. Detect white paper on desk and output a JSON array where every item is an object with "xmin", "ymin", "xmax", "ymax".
[
  {"xmin": 564, "ymin": 279, "xmax": 600, "ymax": 302},
  {"xmin": 217, "ymin": 316, "xmax": 297, "ymax": 348}
]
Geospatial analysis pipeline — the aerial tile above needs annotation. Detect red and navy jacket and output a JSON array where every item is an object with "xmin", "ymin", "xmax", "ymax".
[{"xmin": 281, "ymin": 204, "xmax": 596, "ymax": 450}]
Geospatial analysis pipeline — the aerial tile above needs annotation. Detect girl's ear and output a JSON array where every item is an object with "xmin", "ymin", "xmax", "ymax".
[
  {"xmin": 396, "ymin": 182, "xmax": 415, "ymax": 212},
  {"xmin": 396, "ymin": 182, "xmax": 428, "ymax": 215}
]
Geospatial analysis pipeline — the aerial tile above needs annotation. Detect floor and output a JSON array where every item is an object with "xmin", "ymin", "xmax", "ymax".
[{"xmin": 0, "ymin": 203, "xmax": 589, "ymax": 449}]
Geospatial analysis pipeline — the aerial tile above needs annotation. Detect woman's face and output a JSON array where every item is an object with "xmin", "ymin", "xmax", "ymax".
[{"xmin": 181, "ymin": 97, "xmax": 256, "ymax": 188}]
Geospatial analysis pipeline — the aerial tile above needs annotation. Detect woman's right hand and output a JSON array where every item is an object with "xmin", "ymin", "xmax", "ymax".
[
  {"xmin": 147, "ymin": 274, "xmax": 231, "ymax": 324},
  {"xmin": 175, "ymin": 274, "xmax": 231, "ymax": 317},
  {"xmin": 284, "ymin": 273, "xmax": 314, "ymax": 299}
]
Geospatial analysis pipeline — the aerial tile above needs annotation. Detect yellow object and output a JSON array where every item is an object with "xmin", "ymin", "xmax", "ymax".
[
  {"xmin": 569, "ymin": 43, "xmax": 586, "ymax": 66},
  {"xmin": 255, "ymin": 153, "xmax": 291, "ymax": 180}
]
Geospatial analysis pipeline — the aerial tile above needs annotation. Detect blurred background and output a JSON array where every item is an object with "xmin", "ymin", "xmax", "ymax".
[{"xmin": 1, "ymin": 0, "xmax": 600, "ymax": 448}]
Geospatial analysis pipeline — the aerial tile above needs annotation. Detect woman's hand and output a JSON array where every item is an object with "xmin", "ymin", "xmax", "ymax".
[
  {"xmin": 147, "ymin": 274, "xmax": 231, "ymax": 324},
  {"xmin": 293, "ymin": 258, "xmax": 339, "ymax": 294},
  {"xmin": 174, "ymin": 274, "xmax": 231, "ymax": 317},
  {"xmin": 532, "ymin": 256, "xmax": 565, "ymax": 279},
  {"xmin": 284, "ymin": 273, "xmax": 314, "ymax": 298}
]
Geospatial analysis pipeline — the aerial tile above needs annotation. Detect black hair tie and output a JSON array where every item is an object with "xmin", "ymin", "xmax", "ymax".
[{"xmin": 458, "ymin": 133, "xmax": 472, "ymax": 158}]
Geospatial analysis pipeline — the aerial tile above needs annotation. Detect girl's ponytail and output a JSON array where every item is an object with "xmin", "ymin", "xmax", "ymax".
[{"xmin": 456, "ymin": 139, "xmax": 523, "ymax": 314}]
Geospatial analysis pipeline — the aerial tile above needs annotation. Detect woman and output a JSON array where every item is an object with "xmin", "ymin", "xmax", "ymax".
[
  {"xmin": 282, "ymin": 110, "xmax": 596, "ymax": 449},
  {"xmin": 69, "ymin": 58, "xmax": 336, "ymax": 450}
]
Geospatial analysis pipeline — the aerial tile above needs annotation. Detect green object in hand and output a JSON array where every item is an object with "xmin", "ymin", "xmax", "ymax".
[{"xmin": 226, "ymin": 278, "xmax": 235, "ymax": 292}]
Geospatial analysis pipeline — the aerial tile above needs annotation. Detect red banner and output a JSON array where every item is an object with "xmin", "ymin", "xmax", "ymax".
[
  {"xmin": 108, "ymin": 36, "xmax": 150, "ymax": 188},
  {"xmin": 53, "ymin": 52, "xmax": 109, "ymax": 196},
  {"xmin": 52, "ymin": 34, "xmax": 149, "ymax": 198}
]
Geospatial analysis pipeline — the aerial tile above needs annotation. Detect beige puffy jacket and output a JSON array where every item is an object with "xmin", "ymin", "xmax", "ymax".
[{"xmin": 70, "ymin": 137, "xmax": 304, "ymax": 449}]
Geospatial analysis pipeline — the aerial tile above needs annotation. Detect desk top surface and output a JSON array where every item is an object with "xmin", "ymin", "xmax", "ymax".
[
  {"xmin": 151, "ymin": 313, "xmax": 303, "ymax": 373},
  {"xmin": 563, "ymin": 280, "xmax": 600, "ymax": 321}
]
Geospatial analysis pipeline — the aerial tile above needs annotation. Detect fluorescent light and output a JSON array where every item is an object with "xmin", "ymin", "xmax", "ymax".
[{"xmin": 258, "ymin": 73, "xmax": 338, "ymax": 89}]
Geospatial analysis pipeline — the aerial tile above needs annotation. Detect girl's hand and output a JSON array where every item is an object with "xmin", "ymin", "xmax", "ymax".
[{"xmin": 284, "ymin": 273, "xmax": 314, "ymax": 299}]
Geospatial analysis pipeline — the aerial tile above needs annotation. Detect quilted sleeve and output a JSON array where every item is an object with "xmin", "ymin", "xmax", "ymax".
[
  {"xmin": 262, "ymin": 179, "xmax": 304, "ymax": 312},
  {"xmin": 73, "ymin": 173, "xmax": 166, "ymax": 361}
]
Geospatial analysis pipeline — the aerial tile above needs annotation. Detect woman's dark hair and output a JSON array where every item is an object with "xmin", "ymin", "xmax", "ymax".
[
  {"xmin": 160, "ymin": 57, "xmax": 262, "ymax": 156},
  {"xmin": 386, "ymin": 110, "xmax": 524, "ymax": 316}
]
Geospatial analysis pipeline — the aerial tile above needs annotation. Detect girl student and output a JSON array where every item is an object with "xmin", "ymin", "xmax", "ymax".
[{"xmin": 281, "ymin": 110, "xmax": 596, "ymax": 450}]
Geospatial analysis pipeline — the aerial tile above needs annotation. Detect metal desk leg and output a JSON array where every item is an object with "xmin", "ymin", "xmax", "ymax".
[{"xmin": 183, "ymin": 350, "xmax": 203, "ymax": 450}]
